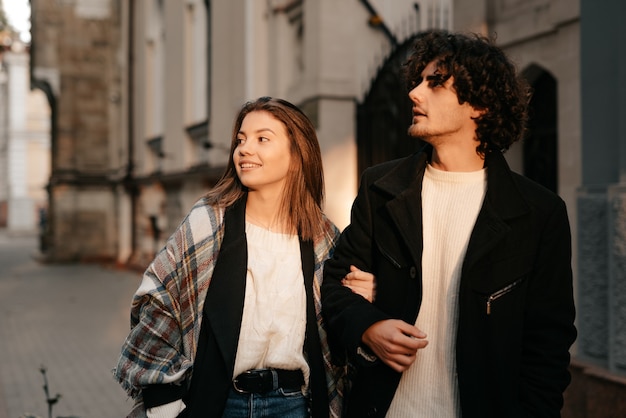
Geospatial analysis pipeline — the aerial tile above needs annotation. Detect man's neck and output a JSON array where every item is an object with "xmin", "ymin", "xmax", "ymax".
[{"xmin": 429, "ymin": 142, "xmax": 485, "ymax": 172}]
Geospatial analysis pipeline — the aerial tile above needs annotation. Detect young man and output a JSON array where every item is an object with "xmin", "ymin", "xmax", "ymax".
[{"xmin": 321, "ymin": 30, "xmax": 576, "ymax": 417}]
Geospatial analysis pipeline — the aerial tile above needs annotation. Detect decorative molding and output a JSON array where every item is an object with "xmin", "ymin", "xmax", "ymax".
[
  {"xmin": 146, "ymin": 135, "xmax": 164, "ymax": 158},
  {"xmin": 185, "ymin": 119, "xmax": 208, "ymax": 144}
]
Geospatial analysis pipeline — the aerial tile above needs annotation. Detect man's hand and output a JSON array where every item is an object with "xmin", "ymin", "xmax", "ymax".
[
  {"xmin": 341, "ymin": 265, "xmax": 376, "ymax": 302},
  {"xmin": 362, "ymin": 319, "xmax": 428, "ymax": 372}
]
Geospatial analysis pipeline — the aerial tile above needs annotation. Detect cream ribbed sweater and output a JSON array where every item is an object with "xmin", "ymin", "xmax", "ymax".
[{"xmin": 386, "ymin": 164, "xmax": 486, "ymax": 418}]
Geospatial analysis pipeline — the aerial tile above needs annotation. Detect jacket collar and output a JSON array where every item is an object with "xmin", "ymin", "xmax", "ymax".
[
  {"xmin": 374, "ymin": 145, "xmax": 530, "ymax": 221},
  {"xmin": 371, "ymin": 145, "xmax": 531, "ymax": 271},
  {"xmin": 483, "ymin": 149, "xmax": 530, "ymax": 220},
  {"xmin": 374, "ymin": 148, "xmax": 429, "ymax": 198}
]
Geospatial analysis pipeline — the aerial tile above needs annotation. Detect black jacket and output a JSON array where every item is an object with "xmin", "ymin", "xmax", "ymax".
[{"xmin": 322, "ymin": 147, "xmax": 577, "ymax": 418}]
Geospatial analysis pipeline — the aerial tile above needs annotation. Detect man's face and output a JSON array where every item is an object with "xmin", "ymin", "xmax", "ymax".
[{"xmin": 407, "ymin": 60, "xmax": 480, "ymax": 146}]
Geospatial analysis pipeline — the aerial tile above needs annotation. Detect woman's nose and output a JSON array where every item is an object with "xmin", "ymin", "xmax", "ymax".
[{"xmin": 237, "ymin": 140, "xmax": 252, "ymax": 155}]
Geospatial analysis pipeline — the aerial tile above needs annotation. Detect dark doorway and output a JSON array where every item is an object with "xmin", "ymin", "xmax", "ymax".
[{"xmin": 522, "ymin": 65, "xmax": 558, "ymax": 193}]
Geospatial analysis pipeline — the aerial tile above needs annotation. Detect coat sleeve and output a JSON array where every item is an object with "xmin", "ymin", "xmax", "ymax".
[
  {"xmin": 113, "ymin": 224, "xmax": 194, "ymax": 403},
  {"xmin": 321, "ymin": 170, "xmax": 392, "ymax": 366},
  {"xmin": 520, "ymin": 198, "xmax": 577, "ymax": 416}
]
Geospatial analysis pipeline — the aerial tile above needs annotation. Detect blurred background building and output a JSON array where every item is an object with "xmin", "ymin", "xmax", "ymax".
[
  {"xmin": 0, "ymin": 8, "xmax": 49, "ymax": 236},
  {"xmin": 1, "ymin": 0, "xmax": 624, "ymax": 415}
]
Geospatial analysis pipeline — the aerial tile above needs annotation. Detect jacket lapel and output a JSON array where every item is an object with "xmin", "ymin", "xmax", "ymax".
[
  {"xmin": 203, "ymin": 197, "xmax": 247, "ymax": 374},
  {"xmin": 462, "ymin": 198, "xmax": 510, "ymax": 269},
  {"xmin": 463, "ymin": 150, "xmax": 530, "ymax": 271},
  {"xmin": 375, "ymin": 151, "xmax": 429, "ymax": 268},
  {"xmin": 374, "ymin": 148, "xmax": 530, "ymax": 275}
]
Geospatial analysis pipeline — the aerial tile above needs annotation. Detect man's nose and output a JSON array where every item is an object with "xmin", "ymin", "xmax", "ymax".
[{"xmin": 408, "ymin": 85, "xmax": 423, "ymax": 103}]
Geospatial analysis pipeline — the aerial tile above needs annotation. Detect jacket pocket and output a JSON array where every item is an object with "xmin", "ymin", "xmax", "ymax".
[
  {"xmin": 485, "ymin": 277, "xmax": 525, "ymax": 315},
  {"xmin": 376, "ymin": 242, "xmax": 403, "ymax": 269}
]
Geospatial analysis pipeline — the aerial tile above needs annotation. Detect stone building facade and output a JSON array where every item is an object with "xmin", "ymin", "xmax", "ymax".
[
  {"xmin": 30, "ymin": 0, "xmax": 124, "ymax": 260},
  {"xmin": 27, "ymin": 0, "xmax": 626, "ymax": 415}
]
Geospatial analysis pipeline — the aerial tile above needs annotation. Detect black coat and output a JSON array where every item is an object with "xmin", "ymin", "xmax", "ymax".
[{"xmin": 321, "ymin": 147, "xmax": 577, "ymax": 418}]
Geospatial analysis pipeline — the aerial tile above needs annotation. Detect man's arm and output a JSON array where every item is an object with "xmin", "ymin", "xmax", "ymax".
[{"xmin": 322, "ymin": 171, "xmax": 425, "ymax": 367}]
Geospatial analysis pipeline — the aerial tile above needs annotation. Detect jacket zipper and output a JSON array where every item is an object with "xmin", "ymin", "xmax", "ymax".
[{"xmin": 486, "ymin": 278, "xmax": 523, "ymax": 315}]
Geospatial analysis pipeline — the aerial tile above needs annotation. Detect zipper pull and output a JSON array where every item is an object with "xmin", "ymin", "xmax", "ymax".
[{"xmin": 486, "ymin": 298, "xmax": 492, "ymax": 315}]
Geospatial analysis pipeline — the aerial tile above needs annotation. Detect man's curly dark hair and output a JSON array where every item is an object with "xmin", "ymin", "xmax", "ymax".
[{"xmin": 403, "ymin": 30, "xmax": 531, "ymax": 155}]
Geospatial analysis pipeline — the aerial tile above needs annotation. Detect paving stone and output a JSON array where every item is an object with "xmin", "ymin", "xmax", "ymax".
[{"xmin": 0, "ymin": 230, "xmax": 142, "ymax": 418}]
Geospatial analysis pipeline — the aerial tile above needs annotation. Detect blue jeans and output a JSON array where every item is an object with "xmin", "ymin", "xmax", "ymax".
[{"xmin": 221, "ymin": 387, "xmax": 309, "ymax": 418}]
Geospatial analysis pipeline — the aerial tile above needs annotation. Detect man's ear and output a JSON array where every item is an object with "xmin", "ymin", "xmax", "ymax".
[{"xmin": 471, "ymin": 106, "xmax": 487, "ymax": 119}]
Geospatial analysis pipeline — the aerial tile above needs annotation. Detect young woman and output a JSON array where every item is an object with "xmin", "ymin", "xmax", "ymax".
[{"xmin": 114, "ymin": 97, "xmax": 374, "ymax": 418}]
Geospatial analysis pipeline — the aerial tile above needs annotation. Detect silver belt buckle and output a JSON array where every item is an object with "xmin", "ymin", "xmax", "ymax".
[
  {"xmin": 232, "ymin": 369, "xmax": 273, "ymax": 393},
  {"xmin": 232, "ymin": 376, "xmax": 246, "ymax": 393},
  {"xmin": 232, "ymin": 370, "xmax": 253, "ymax": 393}
]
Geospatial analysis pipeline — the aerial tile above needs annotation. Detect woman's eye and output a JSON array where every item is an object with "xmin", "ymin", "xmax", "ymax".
[
  {"xmin": 236, "ymin": 137, "xmax": 245, "ymax": 145},
  {"xmin": 259, "ymin": 136, "xmax": 269, "ymax": 142}
]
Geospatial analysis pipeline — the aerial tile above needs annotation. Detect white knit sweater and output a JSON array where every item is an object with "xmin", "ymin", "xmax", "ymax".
[{"xmin": 386, "ymin": 164, "xmax": 487, "ymax": 418}]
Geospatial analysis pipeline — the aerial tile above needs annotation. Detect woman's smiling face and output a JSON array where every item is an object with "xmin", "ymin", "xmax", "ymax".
[{"xmin": 234, "ymin": 110, "xmax": 293, "ymax": 197}]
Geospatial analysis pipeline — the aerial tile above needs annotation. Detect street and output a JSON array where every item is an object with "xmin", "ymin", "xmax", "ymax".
[{"xmin": 0, "ymin": 231, "xmax": 142, "ymax": 418}]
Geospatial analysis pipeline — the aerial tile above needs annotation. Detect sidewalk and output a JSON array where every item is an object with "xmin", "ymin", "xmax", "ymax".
[{"xmin": 0, "ymin": 230, "xmax": 143, "ymax": 418}]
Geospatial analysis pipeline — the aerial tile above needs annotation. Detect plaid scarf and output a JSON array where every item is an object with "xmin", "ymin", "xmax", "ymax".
[{"xmin": 113, "ymin": 197, "xmax": 345, "ymax": 417}]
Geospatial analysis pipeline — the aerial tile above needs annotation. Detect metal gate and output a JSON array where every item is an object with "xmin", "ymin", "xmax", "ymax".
[{"xmin": 356, "ymin": 35, "xmax": 425, "ymax": 176}]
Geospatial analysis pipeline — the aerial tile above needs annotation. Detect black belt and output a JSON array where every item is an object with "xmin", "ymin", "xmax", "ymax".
[{"xmin": 232, "ymin": 368, "xmax": 304, "ymax": 394}]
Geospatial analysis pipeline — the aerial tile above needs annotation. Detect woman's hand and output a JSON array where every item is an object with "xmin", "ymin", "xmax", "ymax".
[{"xmin": 341, "ymin": 265, "xmax": 376, "ymax": 302}]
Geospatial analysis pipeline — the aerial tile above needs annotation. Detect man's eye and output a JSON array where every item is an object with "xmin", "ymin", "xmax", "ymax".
[
  {"xmin": 427, "ymin": 73, "xmax": 451, "ymax": 88},
  {"xmin": 426, "ymin": 75, "xmax": 444, "ymax": 87}
]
